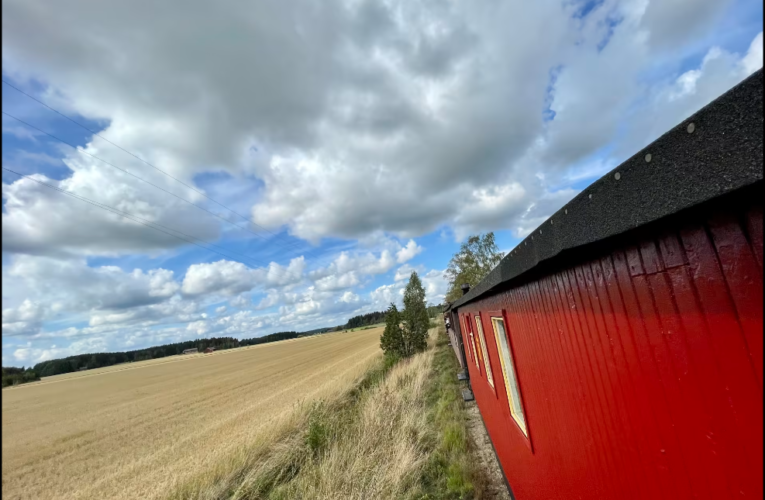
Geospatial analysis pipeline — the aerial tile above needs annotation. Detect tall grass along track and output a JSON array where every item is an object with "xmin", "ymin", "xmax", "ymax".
[{"xmin": 168, "ymin": 325, "xmax": 485, "ymax": 500}]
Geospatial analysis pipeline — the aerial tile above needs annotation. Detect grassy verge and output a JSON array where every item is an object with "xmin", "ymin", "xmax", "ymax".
[
  {"xmin": 167, "ymin": 325, "xmax": 481, "ymax": 500},
  {"xmin": 418, "ymin": 326, "xmax": 485, "ymax": 499}
]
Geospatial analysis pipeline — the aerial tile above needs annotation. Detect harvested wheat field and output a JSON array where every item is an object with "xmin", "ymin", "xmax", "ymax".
[{"xmin": 1, "ymin": 328, "xmax": 383, "ymax": 500}]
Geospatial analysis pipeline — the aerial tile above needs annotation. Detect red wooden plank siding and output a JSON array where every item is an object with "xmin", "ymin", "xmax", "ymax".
[
  {"xmin": 746, "ymin": 205, "xmax": 763, "ymax": 270},
  {"xmin": 457, "ymin": 202, "xmax": 763, "ymax": 500},
  {"xmin": 708, "ymin": 213, "xmax": 764, "ymax": 388}
]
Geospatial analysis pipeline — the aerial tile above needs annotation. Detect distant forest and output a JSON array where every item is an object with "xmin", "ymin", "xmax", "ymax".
[
  {"xmin": 344, "ymin": 304, "xmax": 443, "ymax": 330},
  {"xmin": 7, "ymin": 331, "xmax": 305, "ymax": 381},
  {"xmin": 301, "ymin": 326, "xmax": 336, "ymax": 335},
  {"xmin": 345, "ymin": 311, "xmax": 386, "ymax": 329},
  {"xmin": 426, "ymin": 304, "xmax": 442, "ymax": 318}
]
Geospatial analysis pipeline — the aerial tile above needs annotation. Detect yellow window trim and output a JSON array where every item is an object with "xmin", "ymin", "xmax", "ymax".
[
  {"xmin": 491, "ymin": 316, "xmax": 528, "ymax": 437},
  {"xmin": 467, "ymin": 317, "xmax": 479, "ymax": 371},
  {"xmin": 474, "ymin": 315, "xmax": 494, "ymax": 388}
]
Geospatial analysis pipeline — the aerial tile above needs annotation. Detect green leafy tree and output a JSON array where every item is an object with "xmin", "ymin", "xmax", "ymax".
[
  {"xmin": 444, "ymin": 232, "xmax": 503, "ymax": 302},
  {"xmin": 380, "ymin": 303, "xmax": 404, "ymax": 356},
  {"xmin": 402, "ymin": 271, "xmax": 429, "ymax": 355},
  {"xmin": 1, "ymin": 367, "xmax": 40, "ymax": 388}
]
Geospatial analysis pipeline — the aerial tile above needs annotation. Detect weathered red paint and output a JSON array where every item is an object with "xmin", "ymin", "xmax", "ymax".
[{"xmin": 457, "ymin": 201, "xmax": 763, "ymax": 500}]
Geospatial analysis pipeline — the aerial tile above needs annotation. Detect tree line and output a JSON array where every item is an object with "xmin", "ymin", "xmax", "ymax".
[
  {"xmin": 346, "ymin": 304, "xmax": 442, "ymax": 332},
  {"xmin": 239, "ymin": 331, "xmax": 300, "ymax": 347},
  {"xmin": 345, "ymin": 311, "xmax": 387, "ymax": 329},
  {"xmin": 2, "ymin": 367, "xmax": 41, "ymax": 388},
  {"xmin": 426, "ymin": 304, "xmax": 442, "ymax": 318},
  {"xmin": 4, "ymin": 331, "xmax": 305, "ymax": 383}
]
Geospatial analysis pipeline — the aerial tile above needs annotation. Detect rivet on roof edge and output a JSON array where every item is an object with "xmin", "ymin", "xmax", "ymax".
[
  {"xmin": 614, "ymin": 172, "xmax": 621, "ymax": 180},
  {"xmin": 589, "ymin": 194, "xmax": 593, "ymax": 199},
  {"xmin": 645, "ymin": 153, "xmax": 652, "ymax": 162},
  {"xmin": 687, "ymin": 122, "xmax": 695, "ymax": 134}
]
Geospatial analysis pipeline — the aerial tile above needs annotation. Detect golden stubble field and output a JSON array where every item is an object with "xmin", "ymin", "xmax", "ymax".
[{"xmin": 1, "ymin": 328, "xmax": 383, "ymax": 500}]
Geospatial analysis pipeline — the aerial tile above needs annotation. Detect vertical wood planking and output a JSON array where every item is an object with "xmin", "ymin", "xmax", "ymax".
[
  {"xmin": 590, "ymin": 258, "xmax": 658, "ymax": 499},
  {"xmin": 560, "ymin": 269, "xmax": 623, "ymax": 496},
  {"xmin": 659, "ymin": 235, "xmax": 742, "ymax": 498},
  {"xmin": 538, "ymin": 275, "xmax": 603, "ymax": 496},
  {"xmin": 745, "ymin": 205, "xmax": 763, "ymax": 269},
  {"xmin": 681, "ymin": 224, "xmax": 764, "ymax": 498},
  {"xmin": 600, "ymin": 254, "xmax": 668, "ymax": 499},
  {"xmin": 526, "ymin": 280, "xmax": 570, "ymax": 489},
  {"xmin": 626, "ymin": 246, "xmax": 699, "ymax": 499},
  {"xmin": 708, "ymin": 214, "xmax": 764, "ymax": 388}
]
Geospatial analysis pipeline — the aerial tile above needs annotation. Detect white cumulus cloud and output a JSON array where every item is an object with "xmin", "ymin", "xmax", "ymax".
[{"xmin": 396, "ymin": 239, "xmax": 424, "ymax": 263}]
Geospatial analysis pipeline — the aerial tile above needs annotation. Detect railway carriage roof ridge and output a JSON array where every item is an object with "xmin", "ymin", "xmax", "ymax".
[{"xmin": 450, "ymin": 68, "xmax": 763, "ymax": 311}]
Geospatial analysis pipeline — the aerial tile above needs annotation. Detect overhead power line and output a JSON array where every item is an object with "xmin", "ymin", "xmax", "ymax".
[
  {"xmin": 2, "ymin": 110, "xmax": 303, "ymax": 258},
  {"xmin": 1, "ymin": 78, "xmax": 303, "ymax": 252},
  {"xmin": 2, "ymin": 167, "xmax": 306, "ymax": 284}
]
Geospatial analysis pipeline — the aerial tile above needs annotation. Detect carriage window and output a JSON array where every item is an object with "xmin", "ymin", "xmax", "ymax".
[
  {"xmin": 473, "ymin": 323, "xmax": 485, "ymax": 375},
  {"xmin": 461, "ymin": 316, "xmax": 474, "ymax": 362},
  {"xmin": 467, "ymin": 317, "xmax": 480, "ymax": 371},
  {"xmin": 475, "ymin": 316, "xmax": 494, "ymax": 388},
  {"xmin": 491, "ymin": 316, "xmax": 527, "ymax": 436}
]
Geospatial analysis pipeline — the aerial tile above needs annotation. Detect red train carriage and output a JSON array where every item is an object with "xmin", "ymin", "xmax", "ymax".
[{"xmin": 445, "ymin": 69, "xmax": 763, "ymax": 500}]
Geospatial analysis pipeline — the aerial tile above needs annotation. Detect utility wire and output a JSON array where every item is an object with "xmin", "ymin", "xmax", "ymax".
[
  {"xmin": 1, "ymin": 79, "xmax": 303, "ymax": 252},
  {"xmin": 2, "ymin": 111, "xmax": 304, "ymax": 258},
  {"xmin": 2, "ymin": 167, "xmax": 306, "ymax": 283}
]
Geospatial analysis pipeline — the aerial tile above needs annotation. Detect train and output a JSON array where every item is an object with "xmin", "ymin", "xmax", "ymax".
[{"xmin": 443, "ymin": 69, "xmax": 763, "ymax": 500}]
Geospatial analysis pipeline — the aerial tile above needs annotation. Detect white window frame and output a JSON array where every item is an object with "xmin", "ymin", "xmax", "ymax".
[
  {"xmin": 466, "ymin": 315, "xmax": 480, "ymax": 371},
  {"xmin": 491, "ymin": 315, "xmax": 528, "ymax": 437},
  {"xmin": 474, "ymin": 315, "xmax": 494, "ymax": 389},
  {"xmin": 461, "ymin": 315, "xmax": 475, "ymax": 363}
]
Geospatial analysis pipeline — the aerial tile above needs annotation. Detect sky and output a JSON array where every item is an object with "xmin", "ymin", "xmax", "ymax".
[{"xmin": 1, "ymin": 0, "xmax": 762, "ymax": 367}]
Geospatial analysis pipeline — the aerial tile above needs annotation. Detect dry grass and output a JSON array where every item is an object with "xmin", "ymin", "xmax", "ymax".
[
  {"xmin": 169, "ymin": 326, "xmax": 480, "ymax": 500},
  {"xmin": 270, "ymin": 348, "xmax": 435, "ymax": 499},
  {"xmin": 1, "ymin": 329, "xmax": 383, "ymax": 500},
  {"xmin": 168, "ymin": 345, "xmax": 435, "ymax": 500}
]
